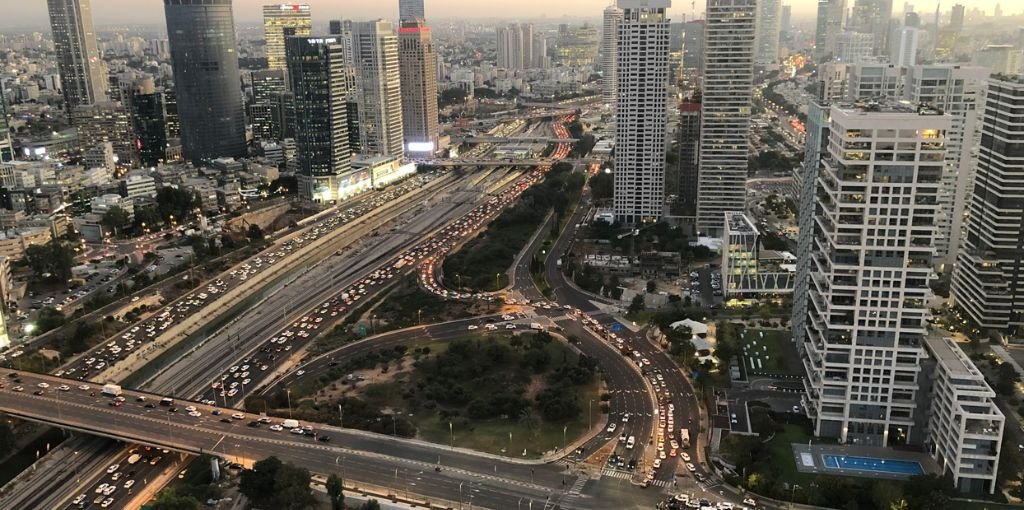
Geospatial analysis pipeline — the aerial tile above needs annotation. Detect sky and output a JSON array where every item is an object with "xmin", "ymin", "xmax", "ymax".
[{"xmin": 1, "ymin": 0, "xmax": 1009, "ymax": 29}]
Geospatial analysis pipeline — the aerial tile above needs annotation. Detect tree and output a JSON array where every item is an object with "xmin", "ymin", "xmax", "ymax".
[
  {"xmin": 101, "ymin": 206, "xmax": 130, "ymax": 238},
  {"xmin": 0, "ymin": 417, "xmax": 14, "ymax": 459},
  {"xmin": 36, "ymin": 307, "xmax": 66, "ymax": 334},
  {"xmin": 247, "ymin": 224, "xmax": 265, "ymax": 242},
  {"xmin": 589, "ymin": 171, "xmax": 613, "ymax": 200},
  {"xmin": 156, "ymin": 186, "xmax": 200, "ymax": 223},
  {"xmin": 150, "ymin": 488, "xmax": 200, "ymax": 510},
  {"xmin": 646, "ymin": 280, "xmax": 656, "ymax": 293},
  {"xmin": 628, "ymin": 294, "xmax": 645, "ymax": 313},
  {"xmin": 326, "ymin": 474, "xmax": 345, "ymax": 510},
  {"xmin": 134, "ymin": 206, "xmax": 163, "ymax": 231},
  {"xmin": 239, "ymin": 457, "xmax": 316, "ymax": 510},
  {"xmin": 359, "ymin": 500, "xmax": 382, "ymax": 510},
  {"xmin": 25, "ymin": 241, "xmax": 75, "ymax": 282}
]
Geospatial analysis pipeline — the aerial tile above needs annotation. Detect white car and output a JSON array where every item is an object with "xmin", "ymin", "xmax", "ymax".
[
  {"xmin": 231, "ymin": 413, "xmax": 245, "ymax": 420},
  {"xmin": 58, "ymin": 385, "xmax": 70, "ymax": 391},
  {"xmin": 606, "ymin": 423, "xmax": 617, "ymax": 433},
  {"xmin": 680, "ymin": 452, "xmax": 691, "ymax": 462},
  {"xmin": 505, "ymin": 324, "xmax": 517, "ymax": 329},
  {"xmin": 37, "ymin": 382, "xmax": 49, "ymax": 389},
  {"xmin": 467, "ymin": 325, "xmax": 478, "ymax": 330},
  {"xmin": 621, "ymin": 413, "xmax": 630, "ymax": 423},
  {"xmin": 78, "ymin": 384, "xmax": 90, "ymax": 391},
  {"xmin": 188, "ymin": 411, "xmax": 202, "ymax": 417},
  {"xmin": 184, "ymin": 405, "xmax": 197, "ymax": 412},
  {"xmin": 106, "ymin": 464, "xmax": 119, "ymax": 474},
  {"xmin": 742, "ymin": 498, "xmax": 757, "ymax": 507},
  {"xmin": 686, "ymin": 462, "xmax": 696, "ymax": 472},
  {"xmin": 124, "ymin": 480, "xmax": 135, "ymax": 489},
  {"xmin": 269, "ymin": 424, "xmax": 283, "ymax": 431}
]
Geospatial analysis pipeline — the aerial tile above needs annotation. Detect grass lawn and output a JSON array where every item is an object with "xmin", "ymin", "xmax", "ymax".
[
  {"xmin": 763, "ymin": 425, "xmax": 819, "ymax": 485},
  {"xmin": 741, "ymin": 329, "xmax": 802, "ymax": 376},
  {"xmin": 356, "ymin": 334, "xmax": 603, "ymax": 458}
]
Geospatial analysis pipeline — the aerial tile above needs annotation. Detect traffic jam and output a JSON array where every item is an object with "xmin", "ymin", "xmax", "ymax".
[{"xmin": 1, "ymin": 173, "xmax": 439, "ymax": 380}]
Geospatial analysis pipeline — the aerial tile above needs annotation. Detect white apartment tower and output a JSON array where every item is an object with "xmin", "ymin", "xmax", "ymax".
[
  {"xmin": 904, "ymin": 65, "xmax": 989, "ymax": 272},
  {"xmin": 398, "ymin": 19, "xmax": 440, "ymax": 154},
  {"xmin": 889, "ymin": 26, "xmax": 920, "ymax": 67},
  {"xmin": 953, "ymin": 76, "xmax": 1024, "ymax": 332},
  {"xmin": 263, "ymin": 4, "xmax": 312, "ymax": 72},
  {"xmin": 754, "ymin": 0, "xmax": 783, "ymax": 66},
  {"xmin": 612, "ymin": 0, "xmax": 671, "ymax": 225},
  {"xmin": 696, "ymin": 0, "xmax": 756, "ymax": 237},
  {"xmin": 352, "ymin": 20, "xmax": 405, "ymax": 159},
  {"xmin": 601, "ymin": 5, "xmax": 624, "ymax": 112},
  {"xmin": 799, "ymin": 101, "xmax": 952, "ymax": 447}
]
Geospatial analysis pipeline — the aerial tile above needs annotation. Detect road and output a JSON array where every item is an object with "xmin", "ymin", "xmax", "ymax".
[{"xmin": 0, "ymin": 371, "xmax": 664, "ymax": 510}]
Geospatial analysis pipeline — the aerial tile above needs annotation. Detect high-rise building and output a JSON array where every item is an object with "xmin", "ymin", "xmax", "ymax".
[
  {"xmin": 834, "ymin": 31, "xmax": 876, "ymax": 63},
  {"xmin": 696, "ymin": 0, "xmax": 756, "ymax": 236},
  {"xmin": 904, "ymin": 65, "xmax": 989, "ymax": 272},
  {"xmin": 0, "ymin": 88, "xmax": 12, "ymax": 162},
  {"xmin": 953, "ymin": 77, "xmax": 1024, "ymax": 333},
  {"xmin": 601, "ymin": 6, "xmax": 624, "ymax": 112},
  {"xmin": 250, "ymin": 69, "xmax": 287, "ymax": 141},
  {"xmin": 496, "ymin": 24, "xmax": 540, "ymax": 70},
  {"xmin": 798, "ymin": 100, "xmax": 952, "ymax": 447},
  {"xmin": 780, "ymin": 5, "xmax": 792, "ymax": 35},
  {"xmin": 263, "ymin": 4, "xmax": 312, "ymax": 73},
  {"xmin": 754, "ymin": 0, "xmax": 783, "ymax": 66},
  {"xmin": 46, "ymin": 0, "xmax": 107, "ymax": 113},
  {"xmin": 950, "ymin": 4, "xmax": 965, "ymax": 32},
  {"xmin": 398, "ymin": 19, "xmax": 439, "ymax": 154},
  {"xmin": 815, "ymin": 0, "xmax": 847, "ymax": 62},
  {"xmin": 352, "ymin": 20, "xmax": 404, "ymax": 159},
  {"xmin": 399, "ymin": 0, "xmax": 425, "ymax": 21},
  {"xmin": 613, "ymin": 0, "xmax": 671, "ymax": 225},
  {"xmin": 164, "ymin": 0, "xmax": 247, "ymax": 164},
  {"xmin": 850, "ymin": 0, "xmax": 895, "ymax": 55},
  {"xmin": 971, "ymin": 45, "xmax": 1022, "ymax": 75},
  {"xmin": 676, "ymin": 97, "xmax": 701, "ymax": 217},
  {"xmin": 846, "ymin": 62, "xmax": 904, "ymax": 99},
  {"xmin": 72, "ymin": 101, "xmax": 135, "ymax": 167},
  {"xmin": 285, "ymin": 36, "xmax": 351, "ymax": 202},
  {"xmin": 682, "ymin": 20, "xmax": 705, "ymax": 73},
  {"xmin": 888, "ymin": 26, "xmax": 920, "ymax": 66},
  {"xmin": 164, "ymin": 88, "xmax": 180, "ymax": 140},
  {"xmin": 130, "ymin": 78, "xmax": 167, "ymax": 168}
]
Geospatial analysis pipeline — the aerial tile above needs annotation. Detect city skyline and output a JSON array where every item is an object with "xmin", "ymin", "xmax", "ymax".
[{"xmin": 5, "ymin": 0, "xmax": 1015, "ymax": 27}]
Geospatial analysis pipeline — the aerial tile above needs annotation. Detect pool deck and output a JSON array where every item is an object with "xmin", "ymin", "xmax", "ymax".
[{"xmin": 791, "ymin": 443, "xmax": 941, "ymax": 480}]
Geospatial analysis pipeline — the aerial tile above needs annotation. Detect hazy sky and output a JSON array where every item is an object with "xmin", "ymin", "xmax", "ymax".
[{"xmin": 1, "ymin": 0, "xmax": 1010, "ymax": 29}]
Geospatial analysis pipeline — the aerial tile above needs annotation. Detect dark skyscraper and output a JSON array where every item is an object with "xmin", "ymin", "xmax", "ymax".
[
  {"xmin": 286, "ymin": 36, "xmax": 351, "ymax": 202},
  {"xmin": 676, "ymin": 96, "xmax": 701, "ymax": 217},
  {"xmin": 163, "ymin": 0, "xmax": 247, "ymax": 163},
  {"xmin": 131, "ymin": 79, "xmax": 167, "ymax": 168},
  {"xmin": 399, "ymin": 0, "xmax": 425, "ymax": 21},
  {"xmin": 250, "ymin": 69, "xmax": 287, "ymax": 141}
]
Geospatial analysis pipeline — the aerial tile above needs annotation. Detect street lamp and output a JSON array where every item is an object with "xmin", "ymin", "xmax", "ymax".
[{"xmin": 286, "ymin": 389, "xmax": 293, "ymax": 419}]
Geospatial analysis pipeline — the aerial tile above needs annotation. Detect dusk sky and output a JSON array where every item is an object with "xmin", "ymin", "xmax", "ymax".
[{"xmin": 2, "ymin": 0, "xmax": 1009, "ymax": 29}]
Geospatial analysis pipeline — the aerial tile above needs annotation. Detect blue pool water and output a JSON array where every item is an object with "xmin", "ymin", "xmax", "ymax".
[{"xmin": 821, "ymin": 454, "xmax": 924, "ymax": 475}]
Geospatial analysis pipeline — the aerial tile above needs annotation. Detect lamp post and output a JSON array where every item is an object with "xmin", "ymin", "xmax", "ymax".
[
  {"xmin": 495, "ymin": 272, "xmax": 501, "ymax": 290},
  {"xmin": 449, "ymin": 421, "xmax": 454, "ymax": 449},
  {"xmin": 286, "ymin": 389, "xmax": 293, "ymax": 419}
]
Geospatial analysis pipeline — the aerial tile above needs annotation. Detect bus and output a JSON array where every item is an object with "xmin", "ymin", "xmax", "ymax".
[{"xmin": 680, "ymin": 428, "xmax": 691, "ymax": 449}]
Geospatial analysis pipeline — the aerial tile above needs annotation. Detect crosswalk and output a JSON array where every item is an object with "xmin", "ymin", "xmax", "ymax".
[
  {"xmin": 599, "ymin": 468, "xmax": 674, "ymax": 488},
  {"xmin": 568, "ymin": 475, "xmax": 588, "ymax": 495}
]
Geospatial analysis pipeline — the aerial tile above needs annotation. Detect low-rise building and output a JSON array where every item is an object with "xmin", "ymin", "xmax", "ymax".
[
  {"xmin": 0, "ymin": 227, "xmax": 52, "ymax": 260},
  {"xmin": 721, "ymin": 212, "xmax": 795, "ymax": 296},
  {"xmin": 120, "ymin": 172, "xmax": 158, "ymax": 199},
  {"xmin": 923, "ymin": 336, "xmax": 1004, "ymax": 494}
]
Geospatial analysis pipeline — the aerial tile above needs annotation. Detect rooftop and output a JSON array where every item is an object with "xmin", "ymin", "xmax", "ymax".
[
  {"xmin": 924, "ymin": 336, "xmax": 982, "ymax": 379},
  {"xmin": 833, "ymin": 98, "xmax": 945, "ymax": 116}
]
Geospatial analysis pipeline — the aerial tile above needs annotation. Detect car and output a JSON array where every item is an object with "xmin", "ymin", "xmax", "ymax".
[
  {"xmin": 36, "ymin": 382, "xmax": 49, "ymax": 389},
  {"xmin": 32, "ymin": 389, "xmax": 44, "ymax": 396},
  {"xmin": 232, "ymin": 413, "xmax": 245, "ymax": 420},
  {"xmin": 317, "ymin": 435, "xmax": 330, "ymax": 442},
  {"xmin": 188, "ymin": 411, "xmax": 202, "ymax": 417},
  {"xmin": 184, "ymin": 405, "xmax": 196, "ymax": 412},
  {"xmin": 95, "ymin": 483, "xmax": 109, "ymax": 494},
  {"xmin": 619, "ymin": 433, "xmax": 627, "ymax": 443},
  {"xmin": 111, "ymin": 472, "xmax": 122, "ymax": 481},
  {"xmin": 72, "ymin": 494, "xmax": 87, "ymax": 505},
  {"xmin": 792, "ymin": 405, "xmax": 801, "ymax": 413},
  {"xmin": 743, "ymin": 498, "xmax": 757, "ymax": 507},
  {"xmin": 681, "ymin": 452, "xmax": 691, "ymax": 462},
  {"xmin": 467, "ymin": 325, "xmax": 478, "ymax": 330},
  {"xmin": 269, "ymin": 424, "xmax": 283, "ymax": 431},
  {"xmin": 220, "ymin": 417, "xmax": 233, "ymax": 423},
  {"xmin": 78, "ymin": 384, "xmax": 90, "ymax": 390},
  {"xmin": 505, "ymin": 324, "xmax": 517, "ymax": 329},
  {"xmin": 11, "ymin": 386, "xmax": 23, "ymax": 392},
  {"xmin": 101, "ymin": 497, "xmax": 114, "ymax": 508},
  {"xmin": 212, "ymin": 409, "xmax": 222, "ymax": 415},
  {"xmin": 58, "ymin": 385, "xmax": 70, "ymax": 391},
  {"xmin": 106, "ymin": 464, "xmax": 119, "ymax": 474},
  {"xmin": 124, "ymin": 480, "xmax": 135, "ymax": 489},
  {"xmin": 621, "ymin": 413, "xmax": 630, "ymax": 423},
  {"xmin": 686, "ymin": 463, "xmax": 696, "ymax": 472},
  {"xmin": 149, "ymin": 456, "xmax": 162, "ymax": 465},
  {"xmin": 606, "ymin": 423, "xmax": 617, "ymax": 433}
]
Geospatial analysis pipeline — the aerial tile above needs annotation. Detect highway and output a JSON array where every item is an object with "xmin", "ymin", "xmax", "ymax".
[{"xmin": 0, "ymin": 370, "xmax": 664, "ymax": 509}]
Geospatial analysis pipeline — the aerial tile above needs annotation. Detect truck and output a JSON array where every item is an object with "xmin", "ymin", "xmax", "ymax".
[
  {"xmin": 101, "ymin": 384, "xmax": 122, "ymax": 397},
  {"xmin": 127, "ymin": 454, "xmax": 142, "ymax": 465},
  {"xmin": 530, "ymin": 323, "xmax": 545, "ymax": 331},
  {"xmin": 282, "ymin": 419, "xmax": 300, "ymax": 429},
  {"xmin": 680, "ymin": 428, "xmax": 691, "ymax": 449}
]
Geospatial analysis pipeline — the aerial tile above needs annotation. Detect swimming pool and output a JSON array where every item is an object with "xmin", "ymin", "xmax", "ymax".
[{"xmin": 821, "ymin": 454, "xmax": 924, "ymax": 475}]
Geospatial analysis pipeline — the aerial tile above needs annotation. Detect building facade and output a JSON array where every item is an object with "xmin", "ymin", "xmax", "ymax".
[
  {"xmin": 46, "ymin": 0, "xmax": 107, "ymax": 113},
  {"xmin": 286, "ymin": 36, "xmax": 352, "ymax": 203},
  {"xmin": 815, "ymin": 0, "xmax": 847, "ymax": 62},
  {"xmin": 613, "ymin": 0, "xmax": 671, "ymax": 225},
  {"xmin": 601, "ymin": 6, "xmax": 624, "ymax": 112},
  {"xmin": 0, "ymin": 88, "xmax": 12, "ymax": 162},
  {"xmin": 352, "ymin": 20, "xmax": 404, "ymax": 159},
  {"xmin": 262, "ymin": 4, "xmax": 312, "ymax": 73},
  {"xmin": 250, "ymin": 69, "xmax": 288, "ymax": 141},
  {"xmin": 677, "ymin": 98, "xmax": 701, "ymax": 217},
  {"xmin": 399, "ymin": 0, "xmax": 425, "ymax": 21},
  {"xmin": 497, "ymin": 24, "xmax": 542, "ymax": 70},
  {"xmin": 130, "ymin": 79, "xmax": 167, "ymax": 168},
  {"xmin": 398, "ymin": 19, "xmax": 440, "ymax": 155},
  {"xmin": 953, "ymin": 77, "xmax": 1024, "ymax": 332},
  {"xmin": 696, "ymin": 0, "xmax": 756, "ymax": 237},
  {"xmin": 799, "ymin": 101, "xmax": 952, "ymax": 447},
  {"xmin": 754, "ymin": 0, "xmax": 783, "ymax": 66},
  {"xmin": 163, "ymin": 0, "xmax": 247, "ymax": 163}
]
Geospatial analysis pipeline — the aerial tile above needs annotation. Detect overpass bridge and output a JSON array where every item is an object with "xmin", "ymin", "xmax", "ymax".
[
  {"xmin": 422, "ymin": 158, "xmax": 589, "ymax": 168},
  {"xmin": 453, "ymin": 136, "xmax": 579, "ymax": 144},
  {"xmin": 0, "ymin": 371, "xmax": 600, "ymax": 509}
]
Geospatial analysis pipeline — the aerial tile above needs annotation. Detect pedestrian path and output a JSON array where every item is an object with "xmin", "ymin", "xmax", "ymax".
[
  {"xmin": 568, "ymin": 474, "xmax": 588, "ymax": 495},
  {"xmin": 599, "ymin": 468, "xmax": 674, "ymax": 488}
]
